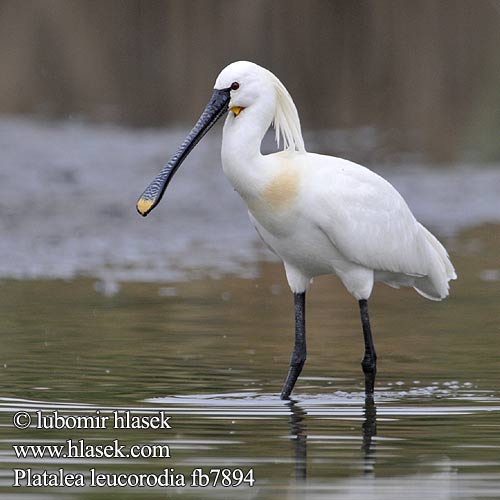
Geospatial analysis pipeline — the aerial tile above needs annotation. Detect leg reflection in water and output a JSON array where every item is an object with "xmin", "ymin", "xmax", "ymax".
[
  {"xmin": 287, "ymin": 400, "xmax": 307, "ymax": 481},
  {"xmin": 287, "ymin": 396, "xmax": 378, "ymax": 481},
  {"xmin": 362, "ymin": 396, "xmax": 377, "ymax": 474}
]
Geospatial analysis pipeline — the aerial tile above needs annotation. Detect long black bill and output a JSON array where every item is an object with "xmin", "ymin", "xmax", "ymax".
[{"xmin": 136, "ymin": 88, "xmax": 231, "ymax": 216}]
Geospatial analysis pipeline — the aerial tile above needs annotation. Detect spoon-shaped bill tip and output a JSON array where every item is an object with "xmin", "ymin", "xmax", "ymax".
[
  {"xmin": 135, "ymin": 88, "xmax": 231, "ymax": 217},
  {"xmin": 136, "ymin": 197, "xmax": 155, "ymax": 217}
]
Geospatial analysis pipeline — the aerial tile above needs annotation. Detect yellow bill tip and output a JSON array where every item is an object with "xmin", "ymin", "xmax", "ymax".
[{"xmin": 136, "ymin": 197, "xmax": 155, "ymax": 216}]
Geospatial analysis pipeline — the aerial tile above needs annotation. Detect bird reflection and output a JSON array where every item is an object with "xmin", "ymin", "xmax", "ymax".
[
  {"xmin": 286, "ymin": 400, "xmax": 308, "ymax": 481},
  {"xmin": 287, "ymin": 396, "xmax": 377, "ymax": 481},
  {"xmin": 362, "ymin": 396, "xmax": 377, "ymax": 474}
]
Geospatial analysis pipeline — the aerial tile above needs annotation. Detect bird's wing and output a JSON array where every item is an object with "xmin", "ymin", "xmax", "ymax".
[{"xmin": 309, "ymin": 161, "xmax": 429, "ymax": 276}]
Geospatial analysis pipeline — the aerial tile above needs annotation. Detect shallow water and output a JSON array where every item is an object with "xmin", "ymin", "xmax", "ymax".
[
  {"xmin": 1, "ymin": 225, "xmax": 500, "ymax": 498},
  {"xmin": 1, "ymin": 117, "xmax": 500, "ymax": 497}
]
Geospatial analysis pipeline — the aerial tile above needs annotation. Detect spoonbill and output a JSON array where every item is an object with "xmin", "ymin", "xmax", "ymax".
[{"xmin": 137, "ymin": 61, "xmax": 456, "ymax": 399}]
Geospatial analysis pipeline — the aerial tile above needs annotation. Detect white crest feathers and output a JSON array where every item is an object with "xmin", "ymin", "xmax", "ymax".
[{"xmin": 264, "ymin": 69, "xmax": 306, "ymax": 153}]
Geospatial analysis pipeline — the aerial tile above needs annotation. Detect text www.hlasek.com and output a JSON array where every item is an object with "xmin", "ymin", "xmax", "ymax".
[
  {"xmin": 12, "ymin": 409, "xmax": 255, "ymax": 488},
  {"xmin": 13, "ymin": 439, "xmax": 169, "ymax": 460}
]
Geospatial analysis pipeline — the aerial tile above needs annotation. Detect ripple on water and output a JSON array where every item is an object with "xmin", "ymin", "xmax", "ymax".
[{"xmin": 0, "ymin": 381, "xmax": 499, "ymax": 498}]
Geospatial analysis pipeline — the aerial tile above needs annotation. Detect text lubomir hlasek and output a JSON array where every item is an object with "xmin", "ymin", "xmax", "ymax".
[{"xmin": 16, "ymin": 410, "xmax": 172, "ymax": 430}]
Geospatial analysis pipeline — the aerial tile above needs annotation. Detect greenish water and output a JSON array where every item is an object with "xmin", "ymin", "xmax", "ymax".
[{"xmin": 0, "ymin": 224, "xmax": 499, "ymax": 498}]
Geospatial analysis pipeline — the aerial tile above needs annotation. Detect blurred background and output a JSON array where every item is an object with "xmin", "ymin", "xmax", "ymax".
[
  {"xmin": 1, "ymin": 0, "xmax": 499, "ymax": 284},
  {"xmin": 1, "ymin": 4, "xmax": 500, "ymax": 497},
  {"xmin": 1, "ymin": 0, "xmax": 500, "ymax": 162}
]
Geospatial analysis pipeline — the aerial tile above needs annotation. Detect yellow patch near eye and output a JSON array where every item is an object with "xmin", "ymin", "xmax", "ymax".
[
  {"xmin": 137, "ymin": 197, "xmax": 154, "ymax": 216},
  {"xmin": 231, "ymin": 106, "xmax": 244, "ymax": 117}
]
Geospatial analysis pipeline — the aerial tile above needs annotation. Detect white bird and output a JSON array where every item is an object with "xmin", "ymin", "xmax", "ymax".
[{"xmin": 137, "ymin": 61, "xmax": 456, "ymax": 400}]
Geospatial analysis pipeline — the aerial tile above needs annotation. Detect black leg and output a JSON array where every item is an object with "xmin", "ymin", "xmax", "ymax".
[
  {"xmin": 359, "ymin": 299, "xmax": 377, "ymax": 396},
  {"xmin": 281, "ymin": 292, "xmax": 306, "ymax": 400}
]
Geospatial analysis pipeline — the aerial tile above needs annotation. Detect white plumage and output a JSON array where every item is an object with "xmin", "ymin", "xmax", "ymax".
[
  {"xmin": 138, "ymin": 60, "xmax": 457, "ymax": 398},
  {"xmin": 216, "ymin": 61, "xmax": 456, "ymax": 300}
]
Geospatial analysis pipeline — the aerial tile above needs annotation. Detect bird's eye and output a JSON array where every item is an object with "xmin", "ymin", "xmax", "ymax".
[{"xmin": 230, "ymin": 82, "xmax": 240, "ymax": 91}]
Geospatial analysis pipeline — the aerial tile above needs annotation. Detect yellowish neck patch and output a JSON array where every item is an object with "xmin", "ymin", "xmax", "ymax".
[
  {"xmin": 230, "ymin": 106, "xmax": 245, "ymax": 117},
  {"xmin": 262, "ymin": 169, "xmax": 300, "ymax": 209}
]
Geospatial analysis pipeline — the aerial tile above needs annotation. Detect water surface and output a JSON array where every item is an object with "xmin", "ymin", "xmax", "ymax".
[
  {"xmin": 0, "ymin": 118, "xmax": 499, "ymax": 498},
  {"xmin": 1, "ymin": 226, "xmax": 499, "ymax": 498}
]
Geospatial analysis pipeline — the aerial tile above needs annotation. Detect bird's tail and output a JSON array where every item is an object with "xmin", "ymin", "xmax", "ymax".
[{"xmin": 413, "ymin": 223, "xmax": 457, "ymax": 301}]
